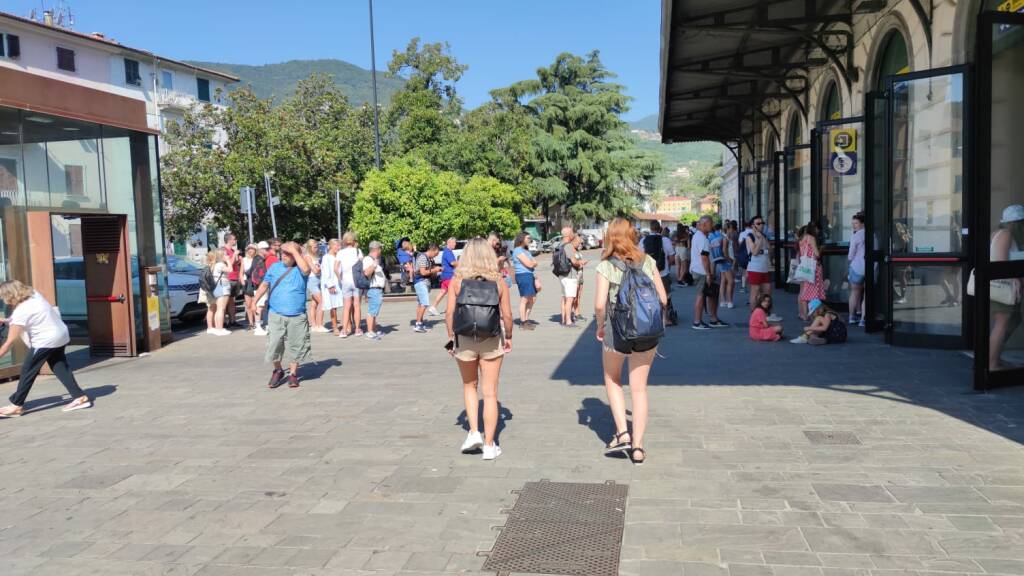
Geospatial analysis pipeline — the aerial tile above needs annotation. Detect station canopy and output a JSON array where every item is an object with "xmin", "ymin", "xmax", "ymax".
[{"xmin": 659, "ymin": 0, "xmax": 891, "ymax": 145}]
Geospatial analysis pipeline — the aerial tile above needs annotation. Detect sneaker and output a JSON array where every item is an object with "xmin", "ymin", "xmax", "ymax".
[
  {"xmin": 365, "ymin": 332, "xmax": 381, "ymax": 341},
  {"xmin": 461, "ymin": 431, "xmax": 484, "ymax": 453},
  {"xmin": 268, "ymin": 368, "xmax": 285, "ymax": 388},
  {"xmin": 790, "ymin": 336, "xmax": 808, "ymax": 344},
  {"xmin": 215, "ymin": 328, "xmax": 232, "ymax": 336},
  {"xmin": 413, "ymin": 324, "xmax": 428, "ymax": 333},
  {"xmin": 849, "ymin": 313, "xmax": 861, "ymax": 324},
  {"xmin": 206, "ymin": 327, "xmax": 218, "ymax": 335},
  {"xmin": 691, "ymin": 322, "xmax": 711, "ymax": 331},
  {"xmin": 858, "ymin": 320, "xmax": 866, "ymax": 328},
  {"xmin": 766, "ymin": 314, "xmax": 783, "ymax": 322},
  {"xmin": 353, "ymin": 330, "xmax": 364, "ymax": 337},
  {"xmin": 313, "ymin": 326, "xmax": 331, "ymax": 333},
  {"xmin": 726, "ymin": 302, "xmax": 735, "ymax": 309},
  {"xmin": 338, "ymin": 331, "xmax": 349, "ymax": 339},
  {"xmin": 253, "ymin": 326, "xmax": 268, "ymax": 336},
  {"xmin": 708, "ymin": 320, "xmax": 730, "ymax": 328},
  {"xmin": 288, "ymin": 374, "xmax": 300, "ymax": 388},
  {"xmin": 482, "ymin": 444, "xmax": 502, "ymax": 461},
  {"xmin": 61, "ymin": 397, "xmax": 92, "ymax": 412},
  {"xmin": 427, "ymin": 306, "xmax": 441, "ymax": 317}
]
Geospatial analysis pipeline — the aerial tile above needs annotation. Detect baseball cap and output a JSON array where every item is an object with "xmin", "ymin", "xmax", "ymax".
[
  {"xmin": 257, "ymin": 241, "xmax": 270, "ymax": 249},
  {"xmin": 808, "ymin": 299, "xmax": 823, "ymax": 315},
  {"xmin": 1001, "ymin": 205, "xmax": 1024, "ymax": 224}
]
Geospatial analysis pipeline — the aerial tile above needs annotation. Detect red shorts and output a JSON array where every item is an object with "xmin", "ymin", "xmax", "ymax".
[
  {"xmin": 747, "ymin": 271, "xmax": 772, "ymax": 285},
  {"xmin": 441, "ymin": 278, "xmax": 452, "ymax": 291}
]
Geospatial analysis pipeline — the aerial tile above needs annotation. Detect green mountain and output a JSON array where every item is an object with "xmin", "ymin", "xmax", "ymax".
[
  {"xmin": 629, "ymin": 113, "xmax": 660, "ymax": 132},
  {"xmin": 185, "ymin": 59, "xmax": 405, "ymax": 105}
]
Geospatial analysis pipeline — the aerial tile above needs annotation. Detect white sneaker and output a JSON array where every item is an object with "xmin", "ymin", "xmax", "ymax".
[
  {"xmin": 206, "ymin": 328, "xmax": 217, "ymax": 335},
  {"xmin": 312, "ymin": 326, "xmax": 330, "ymax": 333},
  {"xmin": 767, "ymin": 314, "xmax": 783, "ymax": 322},
  {"xmin": 726, "ymin": 302, "xmax": 735, "ymax": 309},
  {"xmin": 428, "ymin": 306, "xmax": 441, "ymax": 317},
  {"xmin": 482, "ymin": 443, "xmax": 502, "ymax": 460},
  {"xmin": 790, "ymin": 336, "xmax": 807, "ymax": 344},
  {"xmin": 253, "ymin": 326, "xmax": 268, "ymax": 336},
  {"xmin": 215, "ymin": 329, "xmax": 232, "ymax": 336},
  {"xmin": 461, "ymin": 431, "xmax": 484, "ymax": 453}
]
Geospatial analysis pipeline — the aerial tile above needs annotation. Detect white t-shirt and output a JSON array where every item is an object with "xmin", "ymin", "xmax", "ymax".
[
  {"xmin": 338, "ymin": 247, "xmax": 363, "ymax": 286},
  {"xmin": 213, "ymin": 262, "xmax": 232, "ymax": 287},
  {"xmin": 363, "ymin": 255, "xmax": 387, "ymax": 289},
  {"xmin": 690, "ymin": 230, "xmax": 709, "ymax": 275},
  {"xmin": 10, "ymin": 291, "xmax": 71, "ymax": 349},
  {"xmin": 746, "ymin": 233, "xmax": 771, "ymax": 274}
]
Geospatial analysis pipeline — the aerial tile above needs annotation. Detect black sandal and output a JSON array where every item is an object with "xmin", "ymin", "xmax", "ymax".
[
  {"xmin": 604, "ymin": 431, "xmax": 632, "ymax": 455},
  {"xmin": 631, "ymin": 447, "xmax": 646, "ymax": 466}
]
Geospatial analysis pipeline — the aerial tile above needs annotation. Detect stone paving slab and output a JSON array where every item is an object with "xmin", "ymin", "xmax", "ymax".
[{"xmin": 2, "ymin": 257, "xmax": 1024, "ymax": 575}]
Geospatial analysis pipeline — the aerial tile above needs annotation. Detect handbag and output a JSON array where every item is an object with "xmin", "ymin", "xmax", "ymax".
[
  {"xmin": 794, "ymin": 256, "xmax": 817, "ymax": 284},
  {"xmin": 702, "ymin": 279, "xmax": 720, "ymax": 298},
  {"xmin": 967, "ymin": 269, "xmax": 1020, "ymax": 306}
]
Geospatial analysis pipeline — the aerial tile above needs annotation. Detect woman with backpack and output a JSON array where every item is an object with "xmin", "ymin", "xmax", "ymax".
[
  {"xmin": 445, "ymin": 238, "xmax": 514, "ymax": 461},
  {"xmin": 202, "ymin": 249, "xmax": 232, "ymax": 336},
  {"xmin": 595, "ymin": 218, "xmax": 668, "ymax": 466}
]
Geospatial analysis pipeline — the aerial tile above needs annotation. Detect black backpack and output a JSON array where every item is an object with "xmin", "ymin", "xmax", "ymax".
[
  {"xmin": 453, "ymin": 278, "xmax": 501, "ymax": 340},
  {"xmin": 643, "ymin": 234, "xmax": 667, "ymax": 271},
  {"xmin": 199, "ymin": 267, "xmax": 217, "ymax": 294},
  {"xmin": 351, "ymin": 257, "xmax": 371, "ymax": 290},
  {"xmin": 552, "ymin": 242, "xmax": 572, "ymax": 277}
]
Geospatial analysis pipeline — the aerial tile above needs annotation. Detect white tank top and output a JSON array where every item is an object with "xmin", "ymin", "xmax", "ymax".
[{"xmin": 990, "ymin": 231, "xmax": 1024, "ymax": 261}]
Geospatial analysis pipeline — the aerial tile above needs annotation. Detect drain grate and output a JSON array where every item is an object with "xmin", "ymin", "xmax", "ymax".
[
  {"xmin": 482, "ymin": 480, "xmax": 628, "ymax": 576},
  {"xmin": 804, "ymin": 430, "xmax": 862, "ymax": 445}
]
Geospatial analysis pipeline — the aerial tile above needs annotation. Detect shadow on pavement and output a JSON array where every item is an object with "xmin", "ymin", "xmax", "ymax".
[
  {"xmin": 456, "ymin": 401, "xmax": 513, "ymax": 445},
  {"xmin": 301, "ymin": 358, "xmax": 343, "ymax": 381},
  {"xmin": 551, "ymin": 283, "xmax": 1024, "ymax": 445},
  {"xmin": 19, "ymin": 384, "xmax": 118, "ymax": 415}
]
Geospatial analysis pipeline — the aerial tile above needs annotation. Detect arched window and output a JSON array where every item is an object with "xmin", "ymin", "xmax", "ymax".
[
  {"xmin": 787, "ymin": 114, "xmax": 802, "ymax": 146},
  {"xmin": 875, "ymin": 30, "xmax": 909, "ymax": 87},
  {"xmin": 821, "ymin": 81, "xmax": 842, "ymax": 121}
]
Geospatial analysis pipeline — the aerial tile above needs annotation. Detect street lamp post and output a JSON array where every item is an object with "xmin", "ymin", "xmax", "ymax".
[{"xmin": 368, "ymin": 0, "xmax": 382, "ymax": 170}]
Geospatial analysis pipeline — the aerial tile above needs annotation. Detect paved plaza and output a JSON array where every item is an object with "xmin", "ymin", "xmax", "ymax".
[{"xmin": 3, "ymin": 262, "xmax": 1024, "ymax": 576}]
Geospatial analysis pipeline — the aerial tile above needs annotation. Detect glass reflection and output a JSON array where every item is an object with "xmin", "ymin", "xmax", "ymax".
[
  {"xmin": 22, "ymin": 114, "xmax": 104, "ymax": 210},
  {"xmin": 892, "ymin": 265, "xmax": 963, "ymax": 335}
]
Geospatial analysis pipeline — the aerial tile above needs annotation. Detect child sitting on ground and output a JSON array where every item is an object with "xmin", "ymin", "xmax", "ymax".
[
  {"xmin": 749, "ymin": 293, "xmax": 783, "ymax": 342},
  {"xmin": 791, "ymin": 299, "xmax": 847, "ymax": 345}
]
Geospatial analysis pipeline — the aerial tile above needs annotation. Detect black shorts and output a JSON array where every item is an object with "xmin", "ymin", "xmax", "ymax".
[{"xmin": 230, "ymin": 280, "xmax": 242, "ymax": 297}]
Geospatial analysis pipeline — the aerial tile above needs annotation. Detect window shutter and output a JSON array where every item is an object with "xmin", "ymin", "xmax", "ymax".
[
  {"xmin": 124, "ymin": 59, "xmax": 141, "ymax": 86},
  {"xmin": 7, "ymin": 35, "xmax": 18, "ymax": 58},
  {"xmin": 197, "ymin": 78, "xmax": 210, "ymax": 102}
]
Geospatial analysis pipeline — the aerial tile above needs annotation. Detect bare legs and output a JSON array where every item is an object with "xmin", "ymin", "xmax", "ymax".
[
  {"xmin": 214, "ymin": 296, "xmax": 229, "ymax": 329},
  {"xmin": 458, "ymin": 356, "xmax": 503, "ymax": 445},
  {"xmin": 849, "ymin": 282, "xmax": 864, "ymax": 320},
  {"xmin": 720, "ymin": 270, "xmax": 734, "ymax": 305},
  {"xmin": 308, "ymin": 293, "xmax": 322, "ymax": 330},
  {"xmin": 206, "ymin": 299, "xmax": 216, "ymax": 330},
  {"xmin": 602, "ymin": 347, "xmax": 654, "ymax": 458},
  {"xmin": 990, "ymin": 311, "xmax": 1022, "ymax": 371},
  {"xmin": 329, "ymin": 308, "xmax": 340, "ymax": 335},
  {"xmin": 244, "ymin": 294, "xmax": 255, "ymax": 328},
  {"xmin": 343, "ymin": 296, "xmax": 361, "ymax": 334},
  {"xmin": 520, "ymin": 296, "xmax": 536, "ymax": 326}
]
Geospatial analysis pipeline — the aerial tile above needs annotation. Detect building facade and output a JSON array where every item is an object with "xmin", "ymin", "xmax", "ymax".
[
  {"xmin": 656, "ymin": 195, "xmax": 693, "ymax": 216},
  {"xmin": 0, "ymin": 10, "xmax": 236, "ymax": 377},
  {"xmin": 719, "ymin": 148, "xmax": 738, "ymax": 222},
  {"xmin": 660, "ymin": 0, "xmax": 1024, "ymax": 389}
]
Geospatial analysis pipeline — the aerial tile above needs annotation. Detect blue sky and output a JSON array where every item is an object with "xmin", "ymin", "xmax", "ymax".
[{"xmin": 6, "ymin": 0, "xmax": 661, "ymax": 120}]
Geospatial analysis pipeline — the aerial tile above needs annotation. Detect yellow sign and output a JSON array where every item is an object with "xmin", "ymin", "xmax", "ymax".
[
  {"xmin": 830, "ymin": 128, "xmax": 857, "ymax": 154},
  {"xmin": 147, "ymin": 295, "xmax": 160, "ymax": 331},
  {"xmin": 997, "ymin": 0, "xmax": 1024, "ymax": 12}
]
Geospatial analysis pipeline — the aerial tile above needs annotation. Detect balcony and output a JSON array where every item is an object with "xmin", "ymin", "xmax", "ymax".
[{"xmin": 157, "ymin": 89, "xmax": 195, "ymax": 111}]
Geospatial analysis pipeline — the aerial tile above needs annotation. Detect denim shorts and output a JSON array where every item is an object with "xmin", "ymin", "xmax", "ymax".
[
  {"xmin": 848, "ymin": 270, "xmax": 865, "ymax": 284},
  {"xmin": 515, "ymin": 273, "xmax": 537, "ymax": 297},
  {"xmin": 366, "ymin": 288, "xmax": 383, "ymax": 317},
  {"xmin": 414, "ymin": 280, "xmax": 431, "ymax": 306}
]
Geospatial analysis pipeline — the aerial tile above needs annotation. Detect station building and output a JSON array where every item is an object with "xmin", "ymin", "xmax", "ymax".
[{"xmin": 660, "ymin": 0, "xmax": 1024, "ymax": 389}]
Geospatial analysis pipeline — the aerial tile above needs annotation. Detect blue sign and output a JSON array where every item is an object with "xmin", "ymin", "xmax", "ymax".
[{"xmin": 830, "ymin": 152, "xmax": 857, "ymax": 176}]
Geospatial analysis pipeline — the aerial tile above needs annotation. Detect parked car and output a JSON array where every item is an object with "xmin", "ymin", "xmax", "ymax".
[
  {"xmin": 578, "ymin": 228, "xmax": 605, "ymax": 248},
  {"xmin": 54, "ymin": 256, "xmax": 204, "ymax": 322},
  {"xmin": 528, "ymin": 238, "xmax": 541, "ymax": 255}
]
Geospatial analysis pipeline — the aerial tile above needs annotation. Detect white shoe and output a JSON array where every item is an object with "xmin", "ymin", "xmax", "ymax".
[
  {"xmin": 767, "ymin": 314, "xmax": 783, "ymax": 322},
  {"xmin": 215, "ymin": 329, "xmax": 231, "ymax": 336},
  {"xmin": 253, "ymin": 327, "xmax": 267, "ymax": 336},
  {"xmin": 428, "ymin": 306, "xmax": 441, "ymax": 317},
  {"xmin": 790, "ymin": 336, "xmax": 807, "ymax": 344},
  {"xmin": 312, "ymin": 326, "xmax": 330, "ymax": 333},
  {"xmin": 482, "ymin": 444, "xmax": 502, "ymax": 460},
  {"xmin": 461, "ymin": 431, "xmax": 484, "ymax": 453},
  {"xmin": 206, "ymin": 328, "xmax": 217, "ymax": 335},
  {"xmin": 726, "ymin": 302, "xmax": 735, "ymax": 309}
]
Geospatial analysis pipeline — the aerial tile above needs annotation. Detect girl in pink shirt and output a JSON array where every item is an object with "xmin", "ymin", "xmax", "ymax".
[{"xmin": 749, "ymin": 294, "xmax": 784, "ymax": 342}]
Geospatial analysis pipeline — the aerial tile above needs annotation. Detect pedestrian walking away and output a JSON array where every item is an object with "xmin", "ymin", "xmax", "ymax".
[
  {"xmin": 337, "ymin": 232, "xmax": 364, "ymax": 338},
  {"xmin": 361, "ymin": 241, "xmax": 388, "ymax": 341},
  {"xmin": 304, "ymin": 239, "xmax": 327, "ymax": 333},
  {"xmin": 595, "ymin": 218, "xmax": 669, "ymax": 466},
  {"xmin": 253, "ymin": 241, "xmax": 312, "ymax": 389},
  {"xmin": 320, "ymin": 239, "xmax": 344, "ymax": 335},
  {"xmin": 413, "ymin": 244, "xmax": 442, "ymax": 333},
  {"xmin": 0, "ymin": 280, "xmax": 91, "ymax": 417},
  {"xmin": 430, "ymin": 237, "xmax": 459, "ymax": 317},
  {"xmin": 446, "ymin": 238, "xmax": 514, "ymax": 461},
  {"xmin": 512, "ymin": 232, "xmax": 540, "ymax": 329}
]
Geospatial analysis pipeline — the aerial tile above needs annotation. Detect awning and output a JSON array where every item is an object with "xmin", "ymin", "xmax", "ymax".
[{"xmin": 659, "ymin": 0, "xmax": 888, "ymax": 145}]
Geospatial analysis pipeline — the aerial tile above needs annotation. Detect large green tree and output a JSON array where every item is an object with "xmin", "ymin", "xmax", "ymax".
[
  {"xmin": 161, "ymin": 76, "xmax": 376, "ymax": 241},
  {"xmin": 487, "ymin": 51, "xmax": 660, "ymax": 224},
  {"xmin": 351, "ymin": 159, "xmax": 522, "ymax": 251}
]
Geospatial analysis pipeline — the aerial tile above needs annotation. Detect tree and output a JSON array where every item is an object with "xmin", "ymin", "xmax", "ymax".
[
  {"xmin": 161, "ymin": 76, "xmax": 376, "ymax": 241},
  {"xmin": 351, "ymin": 159, "xmax": 522, "ymax": 252},
  {"xmin": 488, "ymin": 51, "xmax": 660, "ymax": 225}
]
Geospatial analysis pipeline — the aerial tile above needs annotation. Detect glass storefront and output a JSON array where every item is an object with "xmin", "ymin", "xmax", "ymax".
[
  {"xmin": 0, "ymin": 105, "xmax": 168, "ymax": 371},
  {"xmin": 742, "ymin": 171, "xmax": 758, "ymax": 223}
]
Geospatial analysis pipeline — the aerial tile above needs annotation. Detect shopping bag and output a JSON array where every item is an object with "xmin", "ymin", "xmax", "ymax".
[
  {"xmin": 786, "ymin": 259, "xmax": 800, "ymax": 284},
  {"xmin": 794, "ymin": 256, "xmax": 817, "ymax": 284}
]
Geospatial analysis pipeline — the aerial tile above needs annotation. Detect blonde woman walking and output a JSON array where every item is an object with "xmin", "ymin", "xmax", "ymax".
[
  {"xmin": 0, "ymin": 280, "xmax": 91, "ymax": 417},
  {"xmin": 446, "ymin": 238, "xmax": 514, "ymax": 460}
]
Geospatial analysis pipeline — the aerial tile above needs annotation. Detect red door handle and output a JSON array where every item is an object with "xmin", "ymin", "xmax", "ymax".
[{"xmin": 87, "ymin": 294, "xmax": 126, "ymax": 303}]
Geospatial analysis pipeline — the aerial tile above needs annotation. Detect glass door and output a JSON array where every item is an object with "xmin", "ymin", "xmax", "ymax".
[
  {"xmin": 887, "ymin": 66, "xmax": 969, "ymax": 348},
  {"xmin": 783, "ymin": 145, "xmax": 812, "ymax": 293},
  {"xmin": 865, "ymin": 91, "xmax": 891, "ymax": 333},
  {"xmin": 741, "ymin": 170, "xmax": 759, "ymax": 224},
  {"xmin": 812, "ymin": 117, "xmax": 865, "ymax": 307},
  {"xmin": 773, "ymin": 151, "xmax": 785, "ymax": 287},
  {"xmin": 974, "ymin": 12, "xmax": 1024, "ymax": 389}
]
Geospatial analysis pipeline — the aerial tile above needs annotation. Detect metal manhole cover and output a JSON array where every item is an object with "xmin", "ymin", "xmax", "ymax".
[
  {"xmin": 804, "ymin": 430, "xmax": 862, "ymax": 445},
  {"xmin": 482, "ymin": 481, "xmax": 627, "ymax": 576}
]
